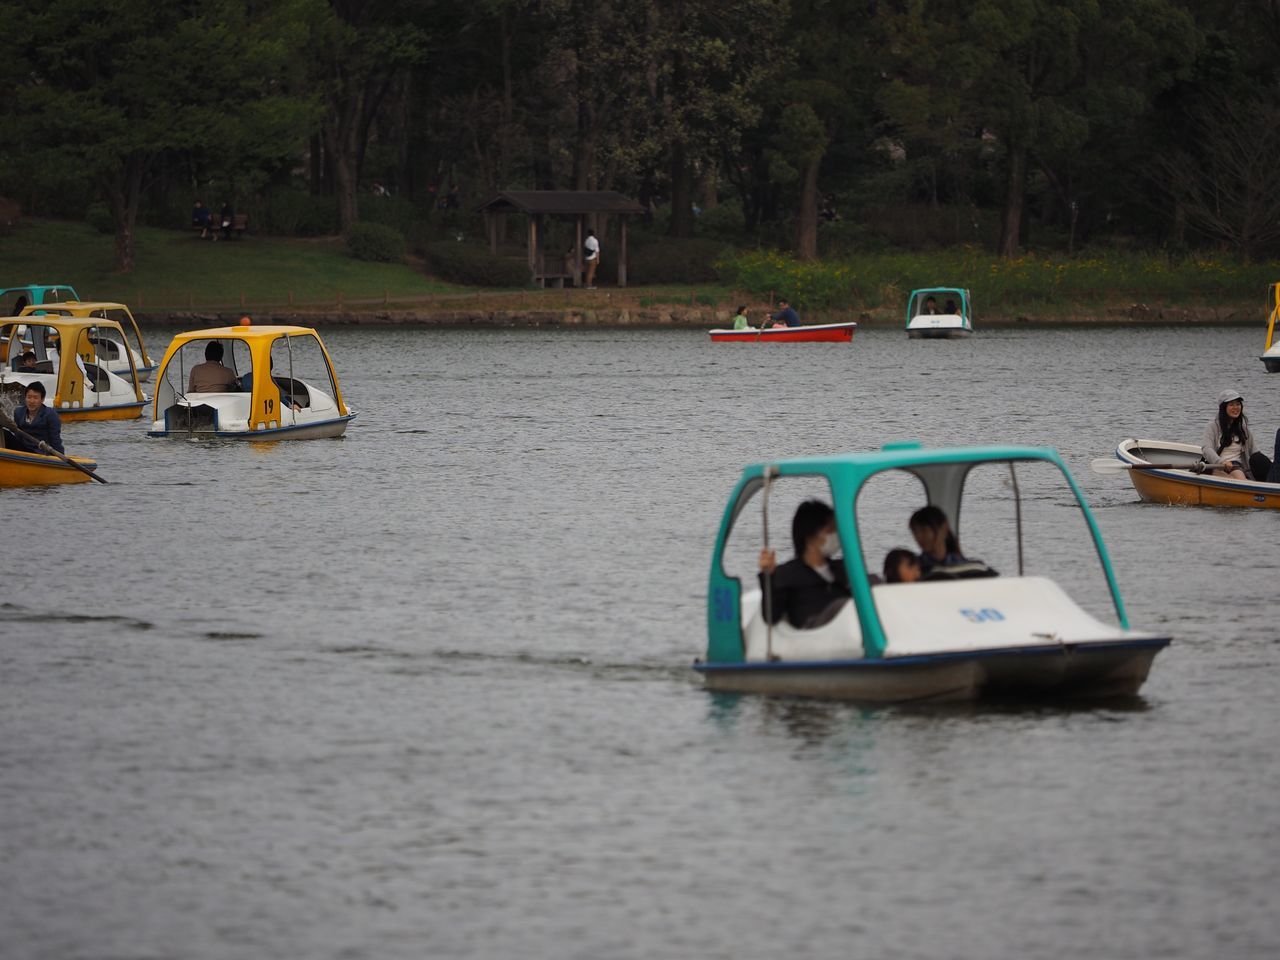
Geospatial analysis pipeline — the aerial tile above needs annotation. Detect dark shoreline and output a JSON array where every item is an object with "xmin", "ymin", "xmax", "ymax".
[{"xmin": 135, "ymin": 301, "xmax": 1260, "ymax": 328}]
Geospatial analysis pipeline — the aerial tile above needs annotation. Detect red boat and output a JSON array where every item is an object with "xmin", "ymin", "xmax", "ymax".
[{"xmin": 708, "ymin": 321, "xmax": 857, "ymax": 343}]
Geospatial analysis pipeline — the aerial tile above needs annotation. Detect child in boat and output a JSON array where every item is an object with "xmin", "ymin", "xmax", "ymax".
[
  {"xmin": 757, "ymin": 499, "xmax": 851, "ymax": 628},
  {"xmin": 732, "ymin": 305, "xmax": 750, "ymax": 330},
  {"xmin": 883, "ymin": 548, "xmax": 921, "ymax": 584},
  {"xmin": 1201, "ymin": 389, "xmax": 1270, "ymax": 481}
]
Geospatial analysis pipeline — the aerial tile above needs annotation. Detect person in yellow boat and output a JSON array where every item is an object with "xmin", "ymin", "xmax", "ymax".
[
  {"xmin": 757, "ymin": 500, "xmax": 851, "ymax": 628},
  {"xmin": 1201, "ymin": 389, "xmax": 1270, "ymax": 481},
  {"xmin": 10, "ymin": 382, "xmax": 64, "ymax": 454},
  {"xmin": 188, "ymin": 342, "xmax": 240, "ymax": 393},
  {"xmin": 18, "ymin": 351, "xmax": 37, "ymax": 372}
]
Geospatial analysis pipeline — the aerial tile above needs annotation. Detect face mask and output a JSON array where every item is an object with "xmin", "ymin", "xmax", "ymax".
[{"xmin": 820, "ymin": 531, "xmax": 841, "ymax": 558}]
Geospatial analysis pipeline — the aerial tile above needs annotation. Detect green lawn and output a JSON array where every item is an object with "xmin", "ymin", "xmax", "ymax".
[{"xmin": 0, "ymin": 218, "xmax": 464, "ymax": 309}]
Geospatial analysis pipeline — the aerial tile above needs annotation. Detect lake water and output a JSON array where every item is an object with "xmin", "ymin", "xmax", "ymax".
[{"xmin": 3, "ymin": 324, "xmax": 1279, "ymax": 959}]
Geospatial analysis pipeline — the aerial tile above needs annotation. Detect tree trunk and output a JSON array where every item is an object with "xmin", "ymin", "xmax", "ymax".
[
  {"xmin": 325, "ymin": 96, "xmax": 361, "ymax": 232},
  {"xmin": 796, "ymin": 151, "xmax": 821, "ymax": 260},
  {"xmin": 102, "ymin": 156, "xmax": 145, "ymax": 273},
  {"xmin": 668, "ymin": 142, "xmax": 695, "ymax": 238},
  {"xmin": 998, "ymin": 143, "xmax": 1027, "ymax": 257},
  {"xmin": 310, "ymin": 135, "xmax": 324, "ymax": 196}
]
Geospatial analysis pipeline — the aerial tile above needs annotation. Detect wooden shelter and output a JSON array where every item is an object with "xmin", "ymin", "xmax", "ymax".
[{"xmin": 475, "ymin": 191, "xmax": 645, "ymax": 288}]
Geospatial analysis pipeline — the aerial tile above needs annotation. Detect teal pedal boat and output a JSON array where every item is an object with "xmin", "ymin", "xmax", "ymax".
[{"xmin": 695, "ymin": 443, "xmax": 1170, "ymax": 703}]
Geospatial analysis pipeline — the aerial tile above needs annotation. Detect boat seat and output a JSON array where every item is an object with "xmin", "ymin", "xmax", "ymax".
[{"xmin": 740, "ymin": 588, "xmax": 864, "ymax": 662}]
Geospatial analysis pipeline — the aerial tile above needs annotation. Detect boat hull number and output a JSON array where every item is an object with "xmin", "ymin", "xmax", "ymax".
[{"xmin": 712, "ymin": 586, "xmax": 735, "ymax": 622}]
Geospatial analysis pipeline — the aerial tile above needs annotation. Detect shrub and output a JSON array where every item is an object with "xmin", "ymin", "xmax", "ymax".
[
  {"xmin": 262, "ymin": 189, "xmax": 339, "ymax": 236},
  {"xmin": 426, "ymin": 240, "xmax": 531, "ymax": 287},
  {"xmin": 628, "ymin": 237, "xmax": 733, "ymax": 284},
  {"xmin": 345, "ymin": 222, "xmax": 405, "ymax": 262},
  {"xmin": 85, "ymin": 202, "xmax": 114, "ymax": 234},
  {"xmin": 694, "ymin": 200, "xmax": 746, "ymax": 241},
  {"xmin": 360, "ymin": 195, "xmax": 421, "ymax": 235}
]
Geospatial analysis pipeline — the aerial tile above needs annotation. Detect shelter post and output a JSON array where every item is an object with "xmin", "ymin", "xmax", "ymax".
[
  {"xmin": 574, "ymin": 216, "xmax": 584, "ymax": 288},
  {"xmin": 618, "ymin": 219, "xmax": 628, "ymax": 287}
]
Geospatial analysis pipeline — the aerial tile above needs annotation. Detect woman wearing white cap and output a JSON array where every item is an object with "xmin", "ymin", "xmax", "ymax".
[{"xmin": 1201, "ymin": 389, "xmax": 1270, "ymax": 480}]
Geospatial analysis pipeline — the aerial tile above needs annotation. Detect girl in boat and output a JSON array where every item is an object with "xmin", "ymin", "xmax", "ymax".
[
  {"xmin": 757, "ymin": 499, "xmax": 850, "ymax": 628},
  {"xmin": 1201, "ymin": 389, "xmax": 1271, "ymax": 481},
  {"xmin": 909, "ymin": 507, "xmax": 997, "ymax": 579}
]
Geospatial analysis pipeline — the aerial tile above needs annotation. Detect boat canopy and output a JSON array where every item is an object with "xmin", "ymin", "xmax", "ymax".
[
  {"xmin": 0, "ymin": 284, "xmax": 80, "ymax": 316},
  {"xmin": 906, "ymin": 287, "xmax": 970, "ymax": 323},
  {"xmin": 21, "ymin": 301, "xmax": 154, "ymax": 371},
  {"xmin": 707, "ymin": 443, "xmax": 1127, "ymax": 664}
]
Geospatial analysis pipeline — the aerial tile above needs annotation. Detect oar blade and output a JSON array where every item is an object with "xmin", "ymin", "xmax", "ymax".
[{"xmin": 1090, "ymin": 457, "xmax": 1129, "ymax": 475}]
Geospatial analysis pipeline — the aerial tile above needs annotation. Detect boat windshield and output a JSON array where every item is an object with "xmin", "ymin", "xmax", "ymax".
[
  {"xmin": 911, "ymin": 291, "xmax": 962, "ymax": 317},
  {"xmin": 155, "ymin": 337, "xmax": 254, "ymax": 409},
  {"xmin": 855, "ymin": 460, "xmax": 1120, "ymax": 624},
  {"xmin": 268, "ymin": 333, "xmax": 338, "ymax": 409}
]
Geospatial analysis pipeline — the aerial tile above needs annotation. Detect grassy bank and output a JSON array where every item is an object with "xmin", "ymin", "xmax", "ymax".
[
  {"xmin": 0, "ymin": 218, "xmax": 461, "ymax": 309},
  {"xmin": 2, "ymin": 217, "xmax": 1273, "ymax": 320}
]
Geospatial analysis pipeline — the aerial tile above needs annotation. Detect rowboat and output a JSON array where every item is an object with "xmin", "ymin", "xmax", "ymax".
[
  {"xmin": 21, "ymin": 301, "xmax": 156, "ymax": 381},
  {"xmin": 148, "ymin": 321, "xmax": 355, "ymax": 439},
  {"xmin": 0, "ymin": 445, "xmax": 97, "ymax": 488},
  {"xmin": 906, "ymin": 286, "xmax": 972, "ymax": 338},
  {"xmin": 709, "ymin": 321, "xmax": 856, "ymax": 343},
  {"xmin": 1109, "ymin": 438, "xmax": 1280, "ymax": 509},
  {"xmin": 1261, "ymin": 282, "xmax": 1280, "ymax": 372},
  {"xmin": 0, "ymin": 316, "xmax": 148, "ymax": 420},
  {"xmin": 695, "ymin": 443, "xmax": 1169, "ymax": 702}
]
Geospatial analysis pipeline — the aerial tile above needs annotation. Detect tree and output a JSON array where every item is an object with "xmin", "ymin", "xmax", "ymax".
[
  {"xmin": 1159, "ymin": 93, "xmax": 1280, "ymax": 259},
  {"xmin": 766, "ymin": 0, "xmax": 877, "ymax": 259},
  {"xmin": 313, "ymin": 0, "xmax": 430, "ymax": 232},
  {"xmin": 881, "ymin": 0, "xmax": 1195, "ymax": 256},
  {"xmin": 0, "ymin": 0, "xmax": 322, "ymax": 272}
]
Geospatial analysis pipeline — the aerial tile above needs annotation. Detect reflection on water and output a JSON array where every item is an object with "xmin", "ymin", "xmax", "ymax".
[{"xmin": 3, "ymin": 325, "xmax": 1279, "ymax": 960}]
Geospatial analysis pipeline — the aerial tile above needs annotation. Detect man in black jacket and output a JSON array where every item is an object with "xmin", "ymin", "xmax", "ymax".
[{"xmin": 758, "ymin": 499, "xmax": 850, "ymax": 628}]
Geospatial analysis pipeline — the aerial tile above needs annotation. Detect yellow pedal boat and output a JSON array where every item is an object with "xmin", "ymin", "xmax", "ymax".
[
  {"xmin": 0, "ymin": 315, "xmax": 148, "ymax": 420},
  {"xmin": 1112, "ymin": 438, "xmax": 1280, "ymax": 509},
  {"xmin": 0, "ymin": 446, "xmax": 98, "ymax": 488}
]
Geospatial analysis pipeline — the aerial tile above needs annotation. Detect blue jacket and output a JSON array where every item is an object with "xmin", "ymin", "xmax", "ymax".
[
  {"xmin": 771, "ymin": 306, "xmax": 801, "ymax": 327},
  {"xmin": 12, "ymin": 403, "xmax": 64, "ymax": 454}
]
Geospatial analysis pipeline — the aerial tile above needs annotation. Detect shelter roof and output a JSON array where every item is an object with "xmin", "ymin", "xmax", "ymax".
[{"xmin": 474, "ymin": 191, "xmax": 645, "ymax": 216}]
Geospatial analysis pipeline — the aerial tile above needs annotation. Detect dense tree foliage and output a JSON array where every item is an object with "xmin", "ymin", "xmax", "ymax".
[{"xmin": 2, "ymin": 0, "xmax": 1275, "ymax": 271}]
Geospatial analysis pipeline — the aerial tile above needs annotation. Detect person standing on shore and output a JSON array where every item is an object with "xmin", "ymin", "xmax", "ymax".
[{"xmin": 583, "ymin": 229, "xmax": 600, "ymax": 289}]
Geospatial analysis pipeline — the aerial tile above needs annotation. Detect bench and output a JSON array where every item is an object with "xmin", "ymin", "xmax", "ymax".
[{"xmin": 195, "ymin": 213, "xmax": 250, "ymax": 240}]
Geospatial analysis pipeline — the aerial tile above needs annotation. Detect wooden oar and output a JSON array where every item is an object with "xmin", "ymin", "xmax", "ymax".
[
  {"xmin": 0, "ymin": 408, "xmax": 108, "ymax": 483},
  {"xmin": 1090, "ymin": 457, "xmax": 1226, "ymax": 476}
]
